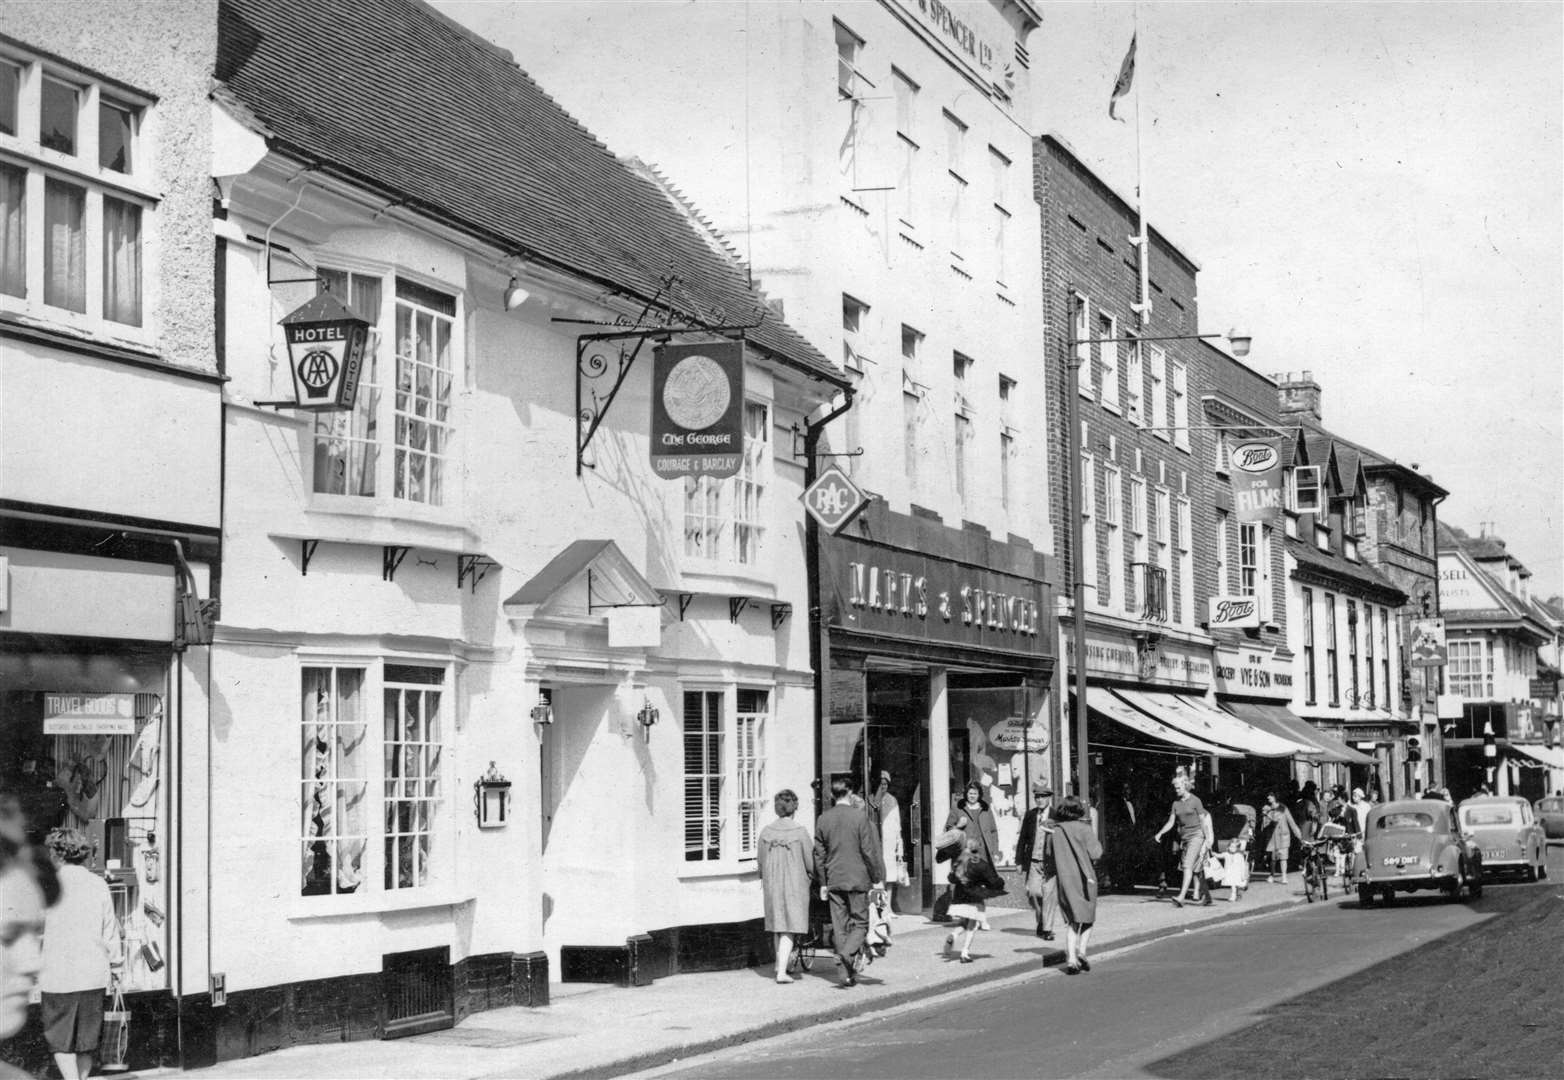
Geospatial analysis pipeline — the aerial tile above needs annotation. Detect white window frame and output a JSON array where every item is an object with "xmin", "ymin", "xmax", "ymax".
[
  {"xmin": 1302, "ymin": 587, "xmax": 1317, "ymax": 705},
  {"xmin": 1130, "ymin": 476, "xmax": 1148, "ymax": 611},
  {"xmin": 1325, "ymin": 592, "xmax": 1340, "ymax": 705},
  {"xmin": 1073, "ymin": 292, "xmax": 1092, "ymax": 398},
  {"xmin": 310, "ymin": 269, "xmax": 462, "ymax": 511},
  {"xmin": 1447, "ymin": 639, "xmax": 1490, "ymax": 698},
  {"xmin": 892, "ymin": 69, "xmax": 919, "ymax": 227},
  {"xmin": 1215, "ymin": 509, "xmax": 1230, "ymax": 593},
  {"xmin": 1171, "ymin": 359, "xmax": 1189, "ymax": 450},
  {"xmin": 842, "ymin": 292, "xmax": 870, "ymax": 372},
  {"xmin": 1125, "ymin": 341, "xmax": 1144, "ymax": 426},
  {"xmin": 1098, "ymin": 312, "xmax": 1120, "ymax": 412},
  {"xmin": 1148, "ymin": 345, "xmax": 1168, "ymax": 439},
  {"xmin": 1081, "ymin": 451, "xmax": 1099, "ymax": 608},
  {"xmin": 1293, "ymin": 465, "xmax": 1323, "ymax": 513},
  {"xmin": 1364, "ymin": 603, "xmax": 1377, "ymax": 709},
  {"xmin": 1103, "ymin": 464, "xmax": 1122, "ymax": 610},
  {"xmin": 0, "ymin": 47, "xmax": 158, "ymax": 346},
  {"xmin": 1239, "ymin": 522, "xmax": 1258, "ymax": 599},
  {"xmin": 684, "ymin": 685, "xmax": 771, "ymax": 866},
  {"xmin": 1176, "ymin": 495, "xmax": 1193, "ymax": 626},
  {"xmin": 1260, "ymin": 524, "xmax": 1274, "ymax": 623},
  {"xmin": 300, "ymin": 658, "xmax": 452, "ymax": 900},
  {"xmin": 685, "ymin": 400, "xmax": 770, "ymax": 567}
]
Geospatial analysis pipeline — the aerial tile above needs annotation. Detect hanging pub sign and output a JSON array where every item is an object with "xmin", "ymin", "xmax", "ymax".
[
  {"xmin": 650, "ymin": 341, "xmax": 745, "ymax": 480},
  {"xmin": 280, "ymin": 292, "xmax": 371, "ymax": 411},
  {"xmin": 1408, "ymin": 617, "xmax": 1448, "ymax": 668},
  {"xmin": 1232, "ymin": 441, "xmax": 1283, "ymax": 522}
]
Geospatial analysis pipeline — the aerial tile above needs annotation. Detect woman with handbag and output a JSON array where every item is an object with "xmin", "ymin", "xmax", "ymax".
[
  {"xmin": 39, "ymin": 829, "xmax": 122, "ymax": 1080},
  {"xmin": 1051, "ymin": 796, "xmax": 1104, "ymax": 975},
  {"xmin": 1260, "ymin": 792, "xmax": 1302, "ymax": 884},
  {"xmin": 943, "ymin": 837, "xmax": 1004, "ymax": 963}
]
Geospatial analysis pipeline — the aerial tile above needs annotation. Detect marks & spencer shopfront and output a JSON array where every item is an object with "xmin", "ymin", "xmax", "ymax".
[{"xmin": 817, "ymin": 502, "xmax": 1055, "ymax": 912}]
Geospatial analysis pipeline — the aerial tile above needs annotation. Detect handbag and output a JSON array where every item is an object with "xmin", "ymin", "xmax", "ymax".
[
  {"xmin": 933, "ymin": 826, "xmax": 966, "ymax": 863},
  {"xmin": 99, "ymin": 984, "xmax": 130, "ymax": 1073}
]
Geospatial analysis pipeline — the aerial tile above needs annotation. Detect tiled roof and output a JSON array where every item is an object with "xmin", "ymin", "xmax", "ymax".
[
  {"xmin": 216, "ymin": 0, "xmax": 840, "ymax": 383},
  {"xmin": 1286, "ymin": 536, "xmax": 1406, "ymax": 603}
]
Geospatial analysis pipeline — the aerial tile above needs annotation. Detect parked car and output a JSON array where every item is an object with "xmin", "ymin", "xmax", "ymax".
[
  {"xmin": 1536, "ymin": 796, "xmax": 1564, "ymax": 841},
  {"xmin": 1458, "ymin": 796, "xmax": 1548, "ymax": 881},
  {"xmin": 1352, "ymin": 799, "xmax": 1482, "ymax": 906}
]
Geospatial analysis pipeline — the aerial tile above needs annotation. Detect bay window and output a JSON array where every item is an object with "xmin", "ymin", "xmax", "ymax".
[
  {"xmin": 0, "ymin": 50, "xmax": 151, "ymax": 335},
  {"xmin": 301, "ymin": 661, "xmax": 448, "ymax": 897},
  {"xmin": 685, "ymin": 401, "xmax": 770, "ymax": 566},
  {"xmin": 310, "ymin": 273, "xmax": 457, "ymax": 506}
]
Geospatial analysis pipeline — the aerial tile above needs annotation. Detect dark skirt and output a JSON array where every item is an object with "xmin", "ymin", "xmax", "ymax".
[{"xmin": 41, "ymin": 988, "xmax": 104, "ymax": 1054}]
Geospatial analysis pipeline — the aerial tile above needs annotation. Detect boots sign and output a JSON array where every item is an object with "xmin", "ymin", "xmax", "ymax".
[
  {"xmin": 1232, "ymin": 441, "xmax": 1283, "ymax": 522},
  {"xmin": 650, "ymin": 341, "xmax": 744, "ymax": 479}
]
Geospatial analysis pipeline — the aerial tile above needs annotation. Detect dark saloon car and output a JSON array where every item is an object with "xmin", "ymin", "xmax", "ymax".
[{"xmin": 1353, "ymin": 799, "xmax": 1482, "ymax": 906}]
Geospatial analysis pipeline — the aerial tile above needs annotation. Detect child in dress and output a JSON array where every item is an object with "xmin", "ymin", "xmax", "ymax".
[
  {"xmin": 1212, "ymin": 837, "xmax": 1248, "ymax": 902},
  {"xmin": 944, "ymin": 836, "xmax": 999, "ymax": 963}
]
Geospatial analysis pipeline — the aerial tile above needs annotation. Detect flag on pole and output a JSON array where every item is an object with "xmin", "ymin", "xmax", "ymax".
[{"xmin": 1109, "ymin": 34, "xmax": 1136, "ymax": 121}]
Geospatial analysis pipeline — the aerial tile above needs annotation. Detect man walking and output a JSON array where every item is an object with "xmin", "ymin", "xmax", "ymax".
[
  {"xmin": 1015, "ymin": 779, "xmax": 1057, "ymax": 940},
  {"xmin": 814, "ymin": 776, "xmax": 886, "ymax": 987}
]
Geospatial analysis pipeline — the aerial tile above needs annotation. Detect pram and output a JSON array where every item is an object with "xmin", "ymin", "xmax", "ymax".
[{"xmin": 787, "ymin": 890, "xmax": 879, "ymax": 975}]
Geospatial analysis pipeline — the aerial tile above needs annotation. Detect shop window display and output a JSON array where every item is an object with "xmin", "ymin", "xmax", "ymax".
[{"xmin": 0, "ymin": 650, "xmax": 170, "ymax": 992}]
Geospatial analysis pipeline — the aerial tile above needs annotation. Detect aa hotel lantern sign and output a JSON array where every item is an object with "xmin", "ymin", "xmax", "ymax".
[{"xmin": 280, "ymin": 292, "xmax": 371, "ymax": 411}]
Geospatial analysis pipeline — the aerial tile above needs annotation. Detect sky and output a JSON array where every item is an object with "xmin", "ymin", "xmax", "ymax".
[{"xmin": 435, "ymin": 0, "xmax": 1563, "ymax": 600}]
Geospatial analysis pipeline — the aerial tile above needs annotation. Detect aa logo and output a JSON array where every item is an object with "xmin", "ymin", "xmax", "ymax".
[{"xmin": 298, "ymin": 349, "xmax": 339, "ymax": 396}]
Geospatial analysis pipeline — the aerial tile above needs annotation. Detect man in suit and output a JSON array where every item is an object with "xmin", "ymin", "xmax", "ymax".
[
  {"xmin": 814, "ymin": 775, "xmax": 886, "ymax": 987},
  {"xmin": 1014, "ymin": 779, "xmax": 1057, "ymax": 940}
]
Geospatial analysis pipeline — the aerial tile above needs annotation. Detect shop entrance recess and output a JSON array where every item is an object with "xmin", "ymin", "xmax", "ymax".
[{"xmin": 947, "ymin": 676, "xmax": 1042, "ymax": 879}]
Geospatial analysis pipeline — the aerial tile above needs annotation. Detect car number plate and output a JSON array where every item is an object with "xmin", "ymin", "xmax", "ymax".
[
  {"xmin": 1382, "ymin": 855, "xmax": 1420, "ymax": 867},
  {"xmin": 1483, "ymin": 849, "xmax": 1504, "ymax": 860}
]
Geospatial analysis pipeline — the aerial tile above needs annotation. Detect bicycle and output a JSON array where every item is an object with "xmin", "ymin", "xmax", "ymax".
[{"xmin": 1301, "ymin": 838, "xmax": 1332, "ymax": 902}]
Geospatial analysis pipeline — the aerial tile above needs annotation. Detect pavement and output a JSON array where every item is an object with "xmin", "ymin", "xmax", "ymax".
[{"xmin": 154, "ymin": 877, "xmax": 1311, "ymax": 1080}]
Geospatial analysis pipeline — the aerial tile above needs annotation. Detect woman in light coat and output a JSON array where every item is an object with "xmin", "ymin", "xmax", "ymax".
[
  {"xmin": 757, "ymin": 789, "xmax": 814, "ymax": 983},
  {"xmin": 40, "ymin": 828, "xmax": 121, "ymax": 1080},
  {"xmin": 1261, "ymin": 791, "xmax": 1302, "ymax": 884}
]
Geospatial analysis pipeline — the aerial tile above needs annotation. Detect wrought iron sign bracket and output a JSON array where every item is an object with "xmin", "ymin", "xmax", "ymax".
[
  {"xmin": 458, "ymin": 554, "xmax": 499, "ymax": 592},
  {"xmin": 573, "ymin": 322, "xmax": 760, "ymax": 476},
  {"xmin": 675, "ymin": 593, "xmax": 695, "ymax": 621},
  {"xmin": 383, "ymin": 545, "xmax": 410, "ymax": 582},
  {"xmin": 300, "ymin": 539, "xmax": 320, "ymax": 576},
  {"xmin": 586, "ymin": 569, "xmax": 665, "ymax": 613},
  {"xmin": 770, "ymin": 603, "xmax": 792, "ymax": 630},
  {"xmin": 729, "ymin": 596, "xmax": 751, "ymax": 624}
]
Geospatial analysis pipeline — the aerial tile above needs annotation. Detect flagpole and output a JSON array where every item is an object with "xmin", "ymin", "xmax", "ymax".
[{"xmin": 1132, "ymin": 2, "xmax": 1151, "ymax": 327}]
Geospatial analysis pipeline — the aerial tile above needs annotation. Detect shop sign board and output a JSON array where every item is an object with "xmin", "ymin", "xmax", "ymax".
[
  {"xmin": 1529, "ymin": 677, "xmax": 1558, "ymax": 699},
  {"xmin": 1212, "ymin": 644, "xmax": 1294, "ymax": 699},
  {"xmin": 1408, "ymin": 618, "xmax": 1447, "ymax": 668},
  {"xmin": 1231, "ymin": 441, "xmax": 1283, "ymax": 522},
  {"xmin": 43, "ymin": 692, "xmax": 136, "ymax": 735},
  {"xmin": 1207, "ymin": 594, "xmax": 1261, "ymax": 629},
  {"xmin": 824, "ymin": 536, "xmax": 1048, "ymax": 658},
  {"xmin": 1064, "ymin": 630, "xmax": 1213, "ymax": 689},
  {"xmin": 650, "ymin": 341, "xmax": 744, "ymax": 479},
  {"xmin": 988, "ymin": 716, "xmax": 1048, "ymax": 752}
]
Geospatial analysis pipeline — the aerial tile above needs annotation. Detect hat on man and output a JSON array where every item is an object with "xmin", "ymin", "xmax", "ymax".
[{"xmin": 1032, "ymin": 780, "xmax": 1054, "ymax": 796}]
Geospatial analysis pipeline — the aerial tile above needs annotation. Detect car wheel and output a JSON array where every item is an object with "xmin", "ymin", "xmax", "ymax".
[
  {"xmin": 1468, "ymin": 872, "xmax": 1483, "ymax": 900},
  {"xmin": 1381, "ymin": 888, "xmax": 1394, "ymax": 906},
  {"xmin": 1526, "ymin": 861, "xmax": 1538, "ymax": 883},
  {"xmin": 1357, "ymin": 885, "xmax": 1374, "ymax": 907}
]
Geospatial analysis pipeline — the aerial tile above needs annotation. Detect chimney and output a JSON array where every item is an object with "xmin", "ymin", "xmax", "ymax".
[{"xmin": 1273, "ymin": 370, "xmax": 1322, "ymax": 421}]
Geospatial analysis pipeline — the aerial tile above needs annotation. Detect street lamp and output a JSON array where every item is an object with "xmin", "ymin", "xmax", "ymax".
[{"xmin": 1062, "ymin": 326, "xmax": 1252, "ymax": 812}]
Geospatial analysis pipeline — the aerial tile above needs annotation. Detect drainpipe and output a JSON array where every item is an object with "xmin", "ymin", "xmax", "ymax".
[{"xmin": 804, "ymin": 388, "xmax": 856, "ymax": 815}]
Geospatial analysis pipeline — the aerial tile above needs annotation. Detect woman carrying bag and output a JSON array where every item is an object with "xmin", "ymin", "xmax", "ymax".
[
  {"xmin": 1050, "ymin": 796, "xmax": 1103, "ymax": 975},
  {"xmin": 942, "ymin": 782, "xmax": 1000, "ymax": 867},
  {"xmin": 1260, "ymin": 791, "xmax": 1302, "ymax": 884}
]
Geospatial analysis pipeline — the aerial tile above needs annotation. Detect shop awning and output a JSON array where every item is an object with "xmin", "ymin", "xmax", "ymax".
[
  {"xmin": 1220, "ymin": 702, "xmax": 1376, "ymax": 765},
  {"xmin": 1082, "ymin": 688, "xmax": 1241, "ymax": 758},
  {"xmin": 1113, "ymin": 688, "xmax": 1307, "ymax": 758},
  {"xmin": 1509, "ymin": 742, "xmax": 1564, "ymax": 769}
]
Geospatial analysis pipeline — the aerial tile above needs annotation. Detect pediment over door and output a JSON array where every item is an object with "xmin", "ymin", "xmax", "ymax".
[{"xmin": 503, "ymin": 541, "xmax": 665, "ymax": 678}]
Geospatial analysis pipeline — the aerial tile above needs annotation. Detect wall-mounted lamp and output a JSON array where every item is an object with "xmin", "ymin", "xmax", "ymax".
[
  {"xmin": 504, "ymin": 276, "xmax": 530, "ymax": 311},
  {"xmin": 1224, "ymin": 330, "xmax": 1253, "ymax": 358},
  {"xmin": 637, "ymin": 698, "xmax": 660, "ymax": 729},
  {"xmin": 474, "ymin": 761, "xmax": 512, "ymax": 828},
  {"xmin": 531, "ymin": 694, "xmax": 554, "ymax": 725}
]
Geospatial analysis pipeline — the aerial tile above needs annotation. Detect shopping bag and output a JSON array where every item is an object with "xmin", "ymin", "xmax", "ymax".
[{"xmin": 100, "ymin": 985, "xmax": 130, "ymax": 1073}]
